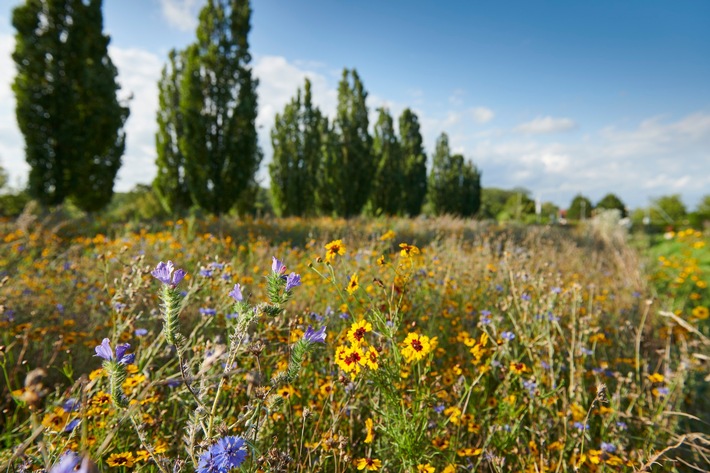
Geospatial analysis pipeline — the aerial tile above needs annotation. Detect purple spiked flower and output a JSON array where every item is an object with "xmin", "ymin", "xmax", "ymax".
[
  {"xmin": 285, "ymin": 272, "xmax": 302, "ymax": 292},
  {"xmin": 151, "ymin": 261, "xmax": 187, "ymax": 288},
  {"xmin": 229, "ymin": 283, "xmax": 244, "ymax": 302},
  {"xmin": 94, "ymin": 338, "xmax": 134, "ymax": 365},
  {"xmin": 271, "ymin": 257, "xmax": 286, "ymax": 275},
  {"xmin": 303, "ymin": 325, "xmax": 327, "ymax": 344}
]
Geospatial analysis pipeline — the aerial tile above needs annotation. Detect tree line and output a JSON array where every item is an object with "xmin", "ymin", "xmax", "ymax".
[{"xmin": 8, "ymin": 0, "xmax": 480, "ymax": 218}]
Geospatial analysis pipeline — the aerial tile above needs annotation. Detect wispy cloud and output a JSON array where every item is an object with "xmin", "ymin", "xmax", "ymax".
[
  {"xmin": 471, "ymin": 107, "xmax": 494, "ymax": 124},
  {"xmin": 515, "ymin": 116, "xmax": 577, "ymax": 134},
  {"xmin": 158, "ymin": 0, "xmax": 202, "ymax": 32}
]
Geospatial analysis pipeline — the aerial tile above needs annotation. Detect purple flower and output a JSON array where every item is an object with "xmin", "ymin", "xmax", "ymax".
[
  {"xmin": 62, "ymin": 398, "xmax": 80, "ymax": 412},
  {"xmin": 134, "ymin": 328, "xmax": 148, "ymax": 337},
  {"xmin": 214, "ymin": 436, "xmax": 247, "ymax": 470},
  {"xmin": 151, "ymin": 261, "xmax": 186, "ymax": 288},
  {"xmin": 94, "ymin": 338, "xmax": 134, "ymax": 365},
  {"xmin": 49, "ymin": 451, "xmax": 81, "ymax": 473},
  {"xmin": 199, "ymin": 308, "xmax": 217, "ymax": 316},
  {"xmin": 501, "ymin": 331, "xmax": 515, "ymax": 341},
  {"xmin": 523, "ymin": 379, "xmax": 537, "ymax": 396},
  {"xmin": 303, "ymin": 325, "xmax": 327, "ymax": 344},
  {"xmin": 551, "ymin": 287, "xmax": 562, "ymax": 294},
  {"xmin": 271, "ymin": 257, "xmax": 286, "ymax": 275},
  {"xmin": 601, "ymin": 442, "xmax": 616, "ymax": 453},
  {"xmin": 521, "ymin": 293, "xmax": 531, "ymax": 301},
  {"xmin": 285, "ymin": 272, "xmax": 302, "ymax": 292},
  {"xmin": 64, "ymin": 418, "xmax": 80, "ymax": 433},
  {"xmin": 197, "ymin": 449, "xmax": 224, "ymax": 473},
  {"xmin": 434, "ymin": 404, "xmax": 445, "ymax": 414},
  {"xmin": 573, "ymin": 421, "xmax": 588, "ymax": 431},
  {"xmin": 199, "ymin": 269, "xmax": 214, "ymax": 277},
  {"xmin": 229, "ymin": 284, "xmax": 244, "ymax": 302}
]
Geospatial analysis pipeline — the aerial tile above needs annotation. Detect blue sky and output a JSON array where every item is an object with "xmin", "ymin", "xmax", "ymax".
[{"xmin": 1, "ymin": 0, "xmax": 709, "ymax": 209}]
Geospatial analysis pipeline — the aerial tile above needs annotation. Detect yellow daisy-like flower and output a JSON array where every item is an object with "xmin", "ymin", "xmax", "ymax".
[
  {"xmin": 457, "ymin": 447, "xmax": 483, "ymax": 457},
  {"xmin": 335, "ymin": 344, "xmax": 363, "ymax": 377},
  {"xmin": 346, "ymin": 273, "xmax": 359, "ymax": 295},
  {"xmin": 442, "ymin": 465, "xmax": 456, "ymax": 473},
  {"xmin": 325, "ymin": 239, "xmax": 346, "ymax": 263},
  {"xmin": 380, "ymin": 230, "xmax": 395, "ymax": 241},
  {"xmin": 647, "ymin": 373, "xmax": 665, "ymax": 383},
  {"xmin": 134, "ymin": 450, "xmax": 150, "ymax": 462},
  {"xmin": 364, "ymin": 346, "xmax": 379, "ymax": 370},
  {"xmin": 399, "ymin": 242, "xmax": 420, "ymax": 258},
  {"xmin": 41, "ymin": 407, "xmax": 68, "ymax": 432},
  {"xmin": 364, "ymin": 418, "xmax": 375, "ymax": 443},
  {"xmin": 347, "ymin": 320, "xmax": 372, "ymax": 346},
  {"xmin": 691, "ymin": 306, "xmax": 709, "ymax": 320},
  {"xmin": 377, "ymin": 255, "xmax": 387, "ymax": 267},
  {"xmin": 509, "ymin": 361, "xmax": 528, "ymax": 375},
  {"xmin": 277, "ymin": 384, "xmax": 298, "ymax": 399},
  {"xmin": 107, "ymin": 452, "xmax": 135, "ymax": 468},
  {"xmin": 401, "ymin": 332, "xmax": 434, "ymax": 363},
  {"xmin": 417, "ymin": 464, "xmax": 435, "ymax": 473},
  {"xmin": 356, "ymin": 457, "xmax": 382, "ymax": 471}
]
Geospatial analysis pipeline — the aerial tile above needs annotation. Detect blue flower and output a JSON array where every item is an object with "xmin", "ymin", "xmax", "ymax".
[
  {"xmin": 199, "ymin": 269, "xmax": 214, "ymax": 277},
  {"xmin": 303, "ymin": 325, "xmax": 327, "ymax": 344},
  {"xmin": 214, "ymin": 436, "xmax": 247, "ymax": 470},
  {"xmin": 151, "ymin": 261, "xmax": 186, "ymax": 287},
  {"xmin": 573, "ymin": 421, "xmax": 588, "ymax": 431},
  {"xmin": 64, "ymin": 418, "xmax": 80, "ymax": 433},
  {"xmin": 62, "ymin": 398, "xmax": 80, "ymax": 412},
  {"xmin": 285, "ymin": 272, "xmax": 302, "ymax": 292},
  {"xmin": 49, "ymin": 451, "xmax": 80, "ymax": 473},
  {"xmin": 94, "ymin": 338, "xmax": 134, "ymax": 365},
  {"xmin": 199, "ymin": 308, "xmax": 217, "ymax": 316},
  {"xmin": 601, "ymin": 442, "xmax": 616, "ymax": 453},
  {"xmin": 197, "ymin": 449, "xmax": 224, "ymax": 473},
  {"xmin": 134, "ymin": 328, "xmax": 148, "ymax": 337},
  {"xmin": 501, "ymin": 331, "xmax": 515, "ymax": 341},
  {"xmin": 229, "ymin": 283, "xmax": 244, "ymax": 302},
  {"xmin": 521, "ymin": 293, "xmax": 531, "ymax": 301}
]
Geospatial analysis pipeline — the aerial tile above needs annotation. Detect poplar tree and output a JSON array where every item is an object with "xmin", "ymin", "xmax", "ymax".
[
  {"xmin": 180, "ymin": 0, "xmax": 261, "ymax": 215},
  {"xmin": 428, "ymin": 133, "xmax": 481, "ymax": 216},
  {"xmin": 12, "ymin": 0, "xmax": 129, "ymax": 211},
  {"xmin": 154, "ymin": 49, "xmax": 191, "ymax": 213},
  {"xmin": 369, "ymin": 108, "xmax": 403, "ymax": 215},
  {"xmin": 318, "ymin": 68, "xmax": 373, "ymax": 217},
  {"xmin": 269, "ymin": 79, "xmax": 323, "ymax": 216},
  {"xmin": 399, "ymin": 108, "xmax": 427, "ymax": 216}
]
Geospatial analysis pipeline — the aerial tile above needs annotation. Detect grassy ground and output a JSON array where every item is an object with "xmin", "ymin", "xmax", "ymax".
[{"xmin": 0, "ymin": 214, "xmax": 708, "ymax": 472}]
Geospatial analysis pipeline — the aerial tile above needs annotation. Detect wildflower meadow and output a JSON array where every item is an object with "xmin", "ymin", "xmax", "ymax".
[{"xmin": 0, "ymin": 215, "xmax": 708, "ymax": 472}]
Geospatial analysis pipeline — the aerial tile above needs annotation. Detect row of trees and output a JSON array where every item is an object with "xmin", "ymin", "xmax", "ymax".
[{"xmin": 267, "ymin": 73, "xmax": 481, "ymax": 218}]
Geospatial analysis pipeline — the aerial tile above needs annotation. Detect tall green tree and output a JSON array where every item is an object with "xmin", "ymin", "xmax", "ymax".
[
  {"xmin": 651, "ymin": 194, "xmax": 687, "ymax": 225},
  {"xmin": 596, "ymin": 193, "xmax": 627, "ymax": 217},
  {"xmin": 567, "ymin": 194, "xmax": 593, "ymax": 220},
  {"xmin": 317, "ymin": 69, "xmax": 373, "ymax": 217},
  {"xmin": 154, "ymin": 49, "xmax": 191, "ymax": 213},
  {"xmin": 12, "ymin": 0, "xmax": 129, "ymax": 211},
  {"xmin": 428, "ymin": 132, "xmax": 481, "ymax": 217},
  {"xmin": 269, "ymin": 78, "xmax": 323, "ymax": 216},
  {"xmin": 399, "ymin": 108, "xmax": 427, "ymax": 216},
  {"xmin": 179, "ymin": 0, "xmax": 261, "ymax": 215},
  {"xmin": 369, "ymin": 108, "xmax": 403, "ymax": 216}
]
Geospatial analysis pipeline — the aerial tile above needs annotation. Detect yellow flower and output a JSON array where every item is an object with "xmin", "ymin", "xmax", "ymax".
[
  {"xmin": 134, "ymin": 450, "xmax": 150, "ymax": 462},
  {"xmin": 347, "ymin": 320, "xmax": 372, "ymax": 346},
  {"xmin": 107, "ymin": 452, "xmax": 135, "ymax": 468},
  {"xmin": 335, "ymin": 344, "xmax": 363, "ymax": 377},
  {"xmin": 457, "ymin": 447, "xmax": 483, "ymax": 457},
  {"xmin": 277, "ymin": 385, "xmax": 298, "ymax": 399},
  {"xmin": 647, "ymin": 373, "xmax": 665, "ymax": 383},
  {"xmin": 346, "ymin": 273, "xmax": 359, "ymax": 295},
  {"xmin": 325, "ymin": 239, "xmax": 346, "ymax": 262},
  {"xmin": 442, "ymin": 465, "xmax": 456, "ymax": 473},
  {"xmin": 355, "ymin": 457, "xmax": 382, "ymax": 470},
  {"xmin": 377, "ymin": 255, "xmax": 387, "ymax": 267},
  {"xmin": 509, "ymin": 361, "xmax": 528, "ymax": 375},
  {"xmin": 417, "ymin": 464, "xmax": 435, "ymax": 473},
  {"xmin": 691, "ymin": 306, "xmax": 709, "ymax": 320},
  {"xmin": 364, "ymin": 346, "xmax": 379, "ymax": 370},
  {"xmin": 399, "ymin": 242, "xmax": 420, "ymax": 258},
  {"xmin": 401, "ymin": 332, "xmax": 435, "ymax": 363},
  {"xmin": 380, "ymin": 230, "xmax": 396, "ymax": 241},
  {"xmin": 41, "ymin": 407, "xmax": 68, "ymax": 432},
  {"xmin": 364, "ymin": 418, "xmax": 375, "ymax": 444}
]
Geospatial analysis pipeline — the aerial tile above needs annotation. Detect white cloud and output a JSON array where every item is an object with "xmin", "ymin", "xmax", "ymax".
[
  {"xmin": 109, "ymin": 46, "xmax": 164, "ymax": 191},
  {"xmin": 515, "ymin": 116, "xmax": 577, "ymax": 134},
  {"xmin": 158, "ymin": 0, "xmax": 202, "ymax": 32},
  {"xmin": 471, "ymin": 107, "xmax": 494, "ymax": 124},
  {"xmin": 449, "ymin": 88, "xmax": 466, "ymax": 106}
]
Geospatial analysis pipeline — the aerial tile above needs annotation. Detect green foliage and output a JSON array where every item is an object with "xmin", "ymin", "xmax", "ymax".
[
  {"xmin": 651, "ymin": 194, "xmax": 687, "ymax": 226},
  {"xmin": 428, "ymin": 133, "xmax": 481, "ymax": 216},
  {"xmin": 269, "ymin": 79, "xmax": 323, "ymax": 217},
  {"xmin": 479, "ymin": 187, "xmax": 515, "ymax": 220},
  {"xmin": 154, "ymin": 49, "xmax": 192, "ymax": 214},
  {"xmin": 11, "ymin": 0, "xmax": 129, "ymax": 212},
  {"xmin": 317, "ymin": 69, "xmax": 374, "ymax": 217},
  {"xmin": 0, "ymin": 161, "xmax": 8, "ymax": 191},
  {"xmin": 500, "ymin": 189, "xmax": 535, "ymax": 222},
  {"xmin": 567, "ymin": 194, "xmax": 593, "ymax": 220},
  {"xmin": 101, "ymin": 185, "xmax": 167, "ymax": 222},
  {"xmin": 689, "ymin": 194, "xmax": 710, "ymax": 228},
  {"xmin": 369, "ymin": 108, "xmax": 404, "ymax": 216},
  {"xmin": 596, "ymin": 193, "xmax": 627, "ymax": 218},
  {"xmin": 179, "ymin": 0, "xmax": 261, "ymax": 215},
  {"xmin": 398, "ymin": 108, "xmax": 427, "ymax": 216},
  {"xmin": 0, "ymin": 190, "xmax": 31, "ymax": 217}
]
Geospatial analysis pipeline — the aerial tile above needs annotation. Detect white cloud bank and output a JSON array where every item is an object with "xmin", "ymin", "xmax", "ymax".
[
  {"xmin": 516, "ymin": 116, "xmax": 577, "ymax": 134},
  {"xmin": 158, "ymin": 0, "xmax": 202, "ymax": 32}
]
